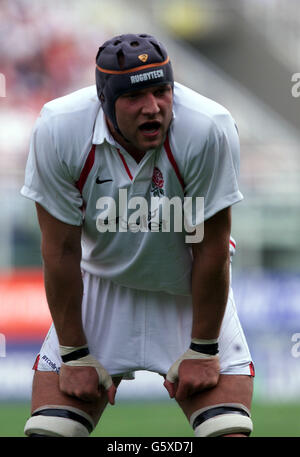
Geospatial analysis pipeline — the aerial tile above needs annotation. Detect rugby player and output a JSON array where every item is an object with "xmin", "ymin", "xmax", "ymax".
[{"xmin": 21, "ymin": 33, "xmax": 254, "ymax": 437}]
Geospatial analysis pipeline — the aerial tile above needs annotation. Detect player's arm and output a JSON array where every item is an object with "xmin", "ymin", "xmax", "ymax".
[
  {"xmin": 191, "ymin": 205, "xmax": 231, "ymax": 340},
  {"xmin": 36, "ymin": 203, "xmax": 116, "ymax": 404},
  {"xmin": 164, "ymin": 206, "xmax": 231, "ymax": 400},
  {"xmin": 36, "ymin": 202, "xmax": 86, "ymax": 346}
]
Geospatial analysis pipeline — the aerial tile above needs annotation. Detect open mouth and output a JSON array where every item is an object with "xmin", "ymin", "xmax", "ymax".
[{"xmin": 138, "ymin": 121, "xmax": 161, "ymax": 136}]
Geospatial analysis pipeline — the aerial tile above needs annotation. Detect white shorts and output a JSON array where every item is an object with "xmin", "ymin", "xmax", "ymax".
[{"xmin": 34, "ymin": 271, "xmax": 254, "ymax": 379}]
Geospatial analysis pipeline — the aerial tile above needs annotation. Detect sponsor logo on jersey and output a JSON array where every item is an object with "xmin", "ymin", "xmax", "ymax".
[
  {"xmin": 41, "ymin": 354, "xmax": 60, "ymax": 373},
  {"xmin": 130, "ymin": 69, "xmax": 164, "ymax": 84},
  {"xmin": 96, "ymin": 176, "xmax": 113, "ymax": 184}
]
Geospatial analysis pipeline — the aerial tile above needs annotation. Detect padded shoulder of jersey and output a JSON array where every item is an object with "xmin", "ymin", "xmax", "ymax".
[
  {"xmin": 173, "ymin": 82, "xmax": 237, "ymax": 143},
  {"xmin": 173, "ymin": 82, "xmax": 231, "ymax": 118},
  {"xmin": 171, "ymin": 82, "xmax": 239, "ymax": 170},
  {"xmin": 38, "ymin": 85, "xmax": 101, "ymax": 173},
  {"xmin": 42, "ymin": 85, "xmax": 99, "ymax": 117}
]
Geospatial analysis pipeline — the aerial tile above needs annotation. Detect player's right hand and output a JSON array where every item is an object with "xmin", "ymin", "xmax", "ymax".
[{"xmin": 59, "ymin": 355, "xmax": 117, "ymax": 405}]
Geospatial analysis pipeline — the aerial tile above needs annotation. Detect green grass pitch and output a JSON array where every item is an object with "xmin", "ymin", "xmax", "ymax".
[{"xmin": 1, "ymin": 401, "xmax": 300, "ymax": 437}]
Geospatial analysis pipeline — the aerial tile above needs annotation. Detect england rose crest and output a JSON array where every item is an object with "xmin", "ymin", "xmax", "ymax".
[{"xmin": 151, "ymin": 167, "xmax": 164, "ymax": 197}]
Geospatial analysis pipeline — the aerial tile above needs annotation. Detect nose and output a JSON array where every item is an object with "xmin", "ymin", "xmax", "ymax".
[{"xmin": 141, "ymin": 92, "xmax": 160, "ymax": 115}]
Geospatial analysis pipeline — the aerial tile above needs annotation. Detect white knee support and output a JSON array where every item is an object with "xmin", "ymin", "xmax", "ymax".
[
  {"xmin": 24, "ymin": 405, "xmax": 95, "ymax": 437},
  {"xmin": 189, "ymin": 403, "xmax": 253, "ymax": 437}
]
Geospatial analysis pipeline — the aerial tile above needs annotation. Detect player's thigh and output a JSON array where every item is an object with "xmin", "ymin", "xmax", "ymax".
[
  {"xmin": 31, "ymin": 370, "xmax": 122, "ymax": 426},
  {"xmin": 176, "ymin": 374, "xmax": 253, "ymax": 421}
]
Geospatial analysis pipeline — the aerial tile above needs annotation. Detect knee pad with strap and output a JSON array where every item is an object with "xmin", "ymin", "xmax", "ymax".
[
  {"xmin": 189, "ymin": 403, "xmax": 253, "ymax": 437},
  {"xmin": 24, "ymin": 405, "xmax": 95, "ymax": 437}
]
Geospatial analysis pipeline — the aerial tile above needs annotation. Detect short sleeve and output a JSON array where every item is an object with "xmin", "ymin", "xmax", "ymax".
[
  {"xmin": 183, "ymin": 114, "xmax": 243, "ymax": 227},
  {"xmin": 21, "ymin": 112, "xmax": 84, "ymax": 225}
]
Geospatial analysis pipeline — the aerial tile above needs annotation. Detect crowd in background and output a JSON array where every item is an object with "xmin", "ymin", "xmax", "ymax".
[
  {"xmin": 0, "ymin": 1, "xmax": 103, "ymax": 111},
  {"xmin": 0, "ymin": 0, "xmax": 113, "ymax": 183}
]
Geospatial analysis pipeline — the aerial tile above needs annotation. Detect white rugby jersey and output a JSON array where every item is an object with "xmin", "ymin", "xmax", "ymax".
[{"xmin": 21, "ymin": 82, "xmax": 242, "ymax": 295}]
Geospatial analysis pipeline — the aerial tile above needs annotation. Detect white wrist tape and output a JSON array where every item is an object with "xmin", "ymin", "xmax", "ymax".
[
  {"xmin": 166, "ymin": 339, "xmax": 219, "ymax": 384},
  {"xmin": 59, "ymin": 345, "xmax": 113, "ymax": 390},
  {"xmin": 191, "ymin": 338, "xmax": 218, "ymax": 345}
]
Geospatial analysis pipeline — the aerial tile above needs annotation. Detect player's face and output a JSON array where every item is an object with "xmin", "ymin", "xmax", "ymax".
[{"xmin": 114, "ymin": 84, "xmax": 173, "ymax": 153}]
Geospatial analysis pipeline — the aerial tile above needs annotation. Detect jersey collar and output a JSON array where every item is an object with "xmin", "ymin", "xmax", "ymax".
[{"xmin": 92, "ymin": 107, "xmax": 116, "ymax": 146}]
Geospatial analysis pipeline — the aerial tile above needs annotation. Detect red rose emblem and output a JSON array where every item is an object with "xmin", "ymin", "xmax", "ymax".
[{"xmin": 152, "ymin": 167, "xmax": 164, "ymax": 188}]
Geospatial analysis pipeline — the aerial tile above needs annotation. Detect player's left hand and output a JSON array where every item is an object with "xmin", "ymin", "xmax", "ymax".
[{"xmin": 163, "ymin": 356, "xmax": 220, "ymax": 401}]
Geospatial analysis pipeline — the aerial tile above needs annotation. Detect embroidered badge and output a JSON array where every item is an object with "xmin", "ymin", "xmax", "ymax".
[{"xmin": 151, "ymin": 167, "xmax": 165, "ymax": 197}]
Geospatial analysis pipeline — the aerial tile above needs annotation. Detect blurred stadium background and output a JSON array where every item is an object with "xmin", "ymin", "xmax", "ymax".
[{"xmin": 1, "ymin": 0, "xmax": 300, "ymax": 437}]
